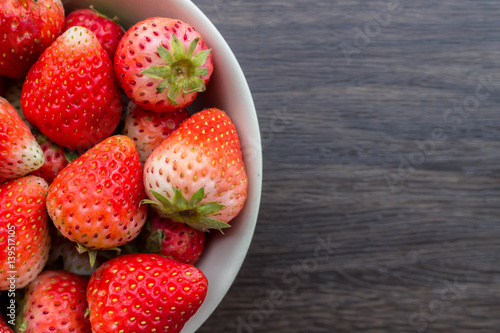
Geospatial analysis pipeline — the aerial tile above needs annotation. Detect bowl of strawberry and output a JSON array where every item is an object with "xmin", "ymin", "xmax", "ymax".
[{"xmin": 0, "ymin": 0, "xmax": 262, "ymax": 332}]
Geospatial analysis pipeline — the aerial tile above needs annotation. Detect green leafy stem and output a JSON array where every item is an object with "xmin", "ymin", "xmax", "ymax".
[{"xmin": 141, "ymin": 187, "xmax": 230, "ymax": 232}]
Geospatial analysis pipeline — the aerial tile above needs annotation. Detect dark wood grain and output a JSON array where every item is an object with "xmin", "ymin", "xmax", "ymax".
[{"xmin": 193, "ymin": 0, "xmax": 500, "ymax": 332}]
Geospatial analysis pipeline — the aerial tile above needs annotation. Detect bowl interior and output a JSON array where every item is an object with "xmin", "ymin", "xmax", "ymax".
[{"xmin": 64, "ymin": 0, "xmax": 262, "ymax": 331}]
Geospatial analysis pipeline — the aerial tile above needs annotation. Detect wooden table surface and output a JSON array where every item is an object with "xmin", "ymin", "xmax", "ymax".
[{"xmin": 193, "ymin": 1, "xmax": 500, "ymax": 332}]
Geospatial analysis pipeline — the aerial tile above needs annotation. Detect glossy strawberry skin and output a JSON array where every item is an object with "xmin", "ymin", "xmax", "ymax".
[
  {"xmin": 22, "ymin": 270, "xmax": 91, "ymax": 332},
  {"xmin": 144, "ymin": 108, "xmax": 248, "ymax": 226},
  {"xmin": 123, "ymin": 101, "xmax": 190, "ymax": 163},
  {"xmin": 114, "ymin": 17, "xmax": 213, "ymax": 112},
  {"xmin": 0, "ymin": 97, "xmax": 44, "ymax": 182},
  {"xmin": 63, "ymin": 8, "xmax": 125, "ymax": 60},
  {"xmin": 87, "ymin": 253, "xmax": 208, "ymax": 333},
  {"xmin": 0, "ymin": 0, "xmax": 65, "ymax": 79},
  {"xmin": 21, "ymin": 26, "xmax": 123, "ymax": 151},
  {"xmin": 47, "ymin": 135, "xmax": 147, "ymax": 250},
  {"xmin": 147, "ymin": 211, "xmax": 206, "ymax": 265},
  {"xmin": 29, "ymin": 131, "xmax": 70, "ymax": 184},
  {"xmin": 0, "ymin": 176, "xmax": 51, "ymax": 290}
]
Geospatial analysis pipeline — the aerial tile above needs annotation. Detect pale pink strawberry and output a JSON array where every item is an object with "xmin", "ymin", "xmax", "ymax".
[
  {"xmin": 114, "ymin": 17, "xmax": 213, "ymax": 112},
  {"xmin": 143, "ymin": 108, "xmax": 248, "ymax": 231},
  {"xmin": 0, "ymin": 97, "xmax": 44, "ymax": 182},
  {"xmin": 122, "ymin": 100, "xmax": 190, "ymax": 163},
  {"xmin": 48, "ymin": 238, "xmax": 100, "ymax": 276}
]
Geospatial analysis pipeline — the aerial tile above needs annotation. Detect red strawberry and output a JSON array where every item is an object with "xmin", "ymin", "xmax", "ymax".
[
  {"xmin": 21, "ymin": 270, "xmax": 91, "ymax": 332},
  {"xmin": 122, "ymin": 101, "xmax": 190, "ymax": 163},
  {"xmin": 63, "ymin": 6, "xmax": 125, "ymax": 60},
  {"xmin": 21, "ymin": 26, "xmax": 123, "ymax": 151},
  {"xmin": 144, "ymin": 210, "xmax": 206, "ymax": 265},
  {"xmin": 0, "ymin": 97, "xmax": 44, "ymax": 182},
  {"xmin": 87, "ymin": 253, "xmax": 208, "ymax": 333},
  {"xmin": 114, "ymin": 17, "xmax": 213, "ymax": 112},
  {"xmin": 143, "ymin": 108, "xmax": 248, "ymax": 231},
  {"xmin": 46, "ymin": 135, "xmax": 147, "ymax": 263},
  {"xmin": 29, "ymin": 130, "xmax": 74, "ymax": 184},
  {"xmin": 0, "ymin": 0, "xmax": 65, "ymax": 79},
  {"xmin": 0, "ymin": 316, "xmax": 13, "ymax": 333},
  {"xmin": 0, "ymin": 176, "xmax": 51, "ymax": 290}
]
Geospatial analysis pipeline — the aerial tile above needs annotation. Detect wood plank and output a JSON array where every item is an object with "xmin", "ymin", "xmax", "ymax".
[{"xmin": 194, "ymin": 0, "xmax": 500, "ymax": 331}]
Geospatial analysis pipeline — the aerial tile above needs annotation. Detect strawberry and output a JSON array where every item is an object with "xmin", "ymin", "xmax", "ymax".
[
  {"xmin": 29, "ymin": 130, "xmax": 74, "ymax": 184},
  {"xmin": 114, "ymin": 17, "xmax": 213, "ymax": 112},
  {"xmin": 21, "ymin": 26, "xmax": 123, "ymax": 151},
  {"xmin": 144, "ymin": 210, "xmax": 206, "ymax": 265},
  {"xmin": 0, "ymin": 316, "xmax": 13, "ymax": 333},
  {"xmin": 87, "ymin": 253, "xmax": 208, "ymax": 333},
  {"xmin": 0, "ymin": 97, "xmax": 44, "ymax": 182},
  {"xmin": 0, "ymin": 0, "xmax": 65, "ymax": 79},
  {"xmin": 63, "ymin": 6, "xmax": 125, "ymax": 60},
  {"xmin": 122, "ymin": 101, "xmax": 190, "ymax": 163},
  {"xmin": 46, "ymin": 135, "xmax": 147, "ymax": 264},
  {"xmin": 48, "ymin": 238, "xmax": 100, "ymax": 276},
  {"xmin": 21, "ymin": 270, "xmax": 91, "ymax": 332},
  {"xmin": 143, "ymin": 108, "xmax": 248, "ymax": 231},
  {"xmin": 0, "ymin": 176, "xmax": 51, "ymax": 290}
]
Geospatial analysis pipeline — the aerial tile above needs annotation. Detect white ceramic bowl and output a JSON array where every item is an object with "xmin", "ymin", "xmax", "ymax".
[{"xmin": 66, "ymin": 0, "xmax": 262, "ymax": 331}]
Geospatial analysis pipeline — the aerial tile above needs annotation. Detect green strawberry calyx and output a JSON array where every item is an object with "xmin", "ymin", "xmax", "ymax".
[
  {"xmin": 89, "ymin": 5, "xmax": 125, "ymax": 32},
  {"xmin": 76, "ymin": 243, "xmax": 121, "ymax": 267},
  {"xmin": 142, "ymin": 186, "xmax": 230, "ymax": 232},
  {"xmin": 144, "ymin": 227, "xmax": 165, "ymax": 253},
  {"xmin": 140, "ymin": 35, "xmax": 211, "ymax": 105}
]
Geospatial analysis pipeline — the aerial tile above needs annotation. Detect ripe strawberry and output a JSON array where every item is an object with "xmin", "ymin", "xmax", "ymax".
[
  {"xmin": 144, "ymin": 210, "xmax": 206, "ymax": 265},
  {"xmin": 63, "ymin": 6, "xmax": 125, "ymax": 60},
  {"xmin": 29, "ymin": 130, "xmax": 74, "ymax": 184},
  {"xmin": 0, "ymin": 316, "xmax": 13, "ymax": 333},
  {"xmin": 21, "ymin": 26, "xmax": 123, "ymax": 151},
  {"xmin": 87, "ymin": 253, "xmax": 208, "ymax": 333},
  {"xmin": 123, "ymin": 101, "xmax": 190, "ymax": 163},
  {"xmin": 114, "ymin": 17, "xmax": 213, "ymax": 112},
  {"xmin": 143, "ymin": 108, "xmax": 248, "ymax": 231},
  {"xmin": 0, "ymin": 97, "xmax": 44, "ymax": 182},
  {"xmin": 0, "ymin": 176, "xmax": 51, "ymax": 290},
  {"xmin": 46, "ymin": 135, "xmax": 147, "ymax": 263},
  {"xmin": 21, "ymin": 270, "xmax": 91, "ymax": 332},
  {"xmin": 0, "ymin": 0, "xmax": 65, "ymax": 79}
]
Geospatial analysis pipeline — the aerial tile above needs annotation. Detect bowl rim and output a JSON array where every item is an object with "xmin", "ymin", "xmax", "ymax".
[
  {"xmin": 67, "ymin": 0, "xmax": 263, "ymax": 331},
  {"xmin": 176, "ymin": 1, "xmax": 263, "ymax": 331},
  {"xmin": 179, "ymin": 0, "xmax": 263, "ymax": 333}
]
